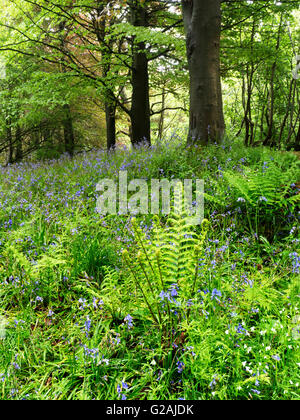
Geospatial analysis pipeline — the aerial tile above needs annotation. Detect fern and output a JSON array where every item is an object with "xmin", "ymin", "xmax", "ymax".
[
  {"xmin": 121, "ymin": 214, "xmax": 209, "ymax": 328},
  {"xmin": 224, "ymin": 160, "xmax": 300, "ymax": 208},
  {"xmin": 207, "ymin": 159, "xmax": 300, "ymax": 239}
]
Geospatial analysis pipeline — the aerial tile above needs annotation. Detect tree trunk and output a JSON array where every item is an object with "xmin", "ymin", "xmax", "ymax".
[
  {"xmin": 58, "ymin": 21, "xmax": 75, "ymax": 157},
  {"xmin": 182, "ymin": 0, "xmax": 225, "ymax": 145},
  {"xmin": 263, "ymin": 15, "xmax": 283, "ymax": 147},
  {"xmin": 105, "ymin": 102, "xmax": 116, "ymax": 150},
  {"xmin": 278, "ymin": 79, "xmax": 295, "ymax": 147},
  {"xmin": 130, "ymin": 0, "xmax": 151, "ymax": 146},
  {"xmin": 243, "ymin": 64, "xmax": 255, "ymax": 147},
  {"xmin": 63, "ymin": 104, "xmax": 75, "ymax": 157},
  {"xmin": 158, "ymin": 86, "xmax": 166, "ymax": 140},
  {"xmin": 244, "ymin": 21, "xmax": 256, "ymax": 147},
  {"xmin": 94, "ymin": 5, "xmax": 117, "ymax": 151},
  {"xmin": 295, "ymin": 120, "xmax": 300, "ymax": 151}
]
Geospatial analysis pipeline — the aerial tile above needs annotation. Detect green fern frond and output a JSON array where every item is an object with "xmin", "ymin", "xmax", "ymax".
[{"xmin": 117, "ymin": 214, "xmax": 209, "ymax": 327}]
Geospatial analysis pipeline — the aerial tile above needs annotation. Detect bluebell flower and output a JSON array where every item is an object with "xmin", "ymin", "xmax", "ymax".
[
  {"xmin": 177, "ymin": 361, "xmax": 185, "ymax": 374},
  {"xmin": 236, "ymin": 323, "xmax": 247, "ymax": 335},
  {"xmin": 84, "ymin": 316, "xmax": 91, "ymax": 337},
  {"xmin": 251, "ymin": 389, "xmax": 261, "ymax": 395},
  {"xmin": 124, "ymin": 315, "xmax": 134, "ymax": 330},
  {"xmin": 211, "ymin": 289, "xmax": 222, "ymax": 300},
  {"xmin": 209, "ymin": 376, "xmax": 217, "ymax": 389},
  {"xmin": 290, "ymin": 252, "xmax": 300, "ymax": 274}
]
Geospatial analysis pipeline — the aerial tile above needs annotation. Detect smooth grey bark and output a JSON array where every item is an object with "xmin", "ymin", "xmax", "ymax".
[{"xmin": 182, "ymin": 0, "xmax": 225, "ymax": 145}]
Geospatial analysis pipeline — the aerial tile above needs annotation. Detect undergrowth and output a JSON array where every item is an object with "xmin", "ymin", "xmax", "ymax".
[{"xmin": 0, "ymin": 139, "xmax": 299, "ymax": 400}]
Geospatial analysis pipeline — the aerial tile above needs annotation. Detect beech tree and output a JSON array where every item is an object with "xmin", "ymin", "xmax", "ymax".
[
  {"xmin": 129, "ymin": 0, "xmax": 151, "ymax": 146},
  {"xmin": 181, "ymin": 0, "xmax": 225, "ymax": 145}
]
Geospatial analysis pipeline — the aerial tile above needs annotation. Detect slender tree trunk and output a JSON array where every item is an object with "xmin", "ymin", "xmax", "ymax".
[
  {"xmin": 287, "ymin": 109, "xmax": 300, "ymax": 150},
  {"xmin": 245, "ymin": 21, "xmax": 256, "ymax": 146},
  {"xmin": 287, "ymin": 81, "xmax": 297, "ymax": 144},
  {"xmin": 244, "ymin": 64, "xmax": 255, "ymax": 147},
  {"xmin": 295, "ymin": 120, "xmax": 300, "ymax": 151},
  {"xmin": 120, "ymin": 87, "xmax": 133, "ymax": 143},
  {"xmin": 182, "ymin": 0, "xmax": 225, "ymax": 145},
  {"xmin": 63, "ymin": 104, "xmax": 75, "ymax": 157},
  {"xmin": 58, "ymin": 21, "xmax": 75, "ymax": 157},
  {"xmin": 158, "ymin": 86, "xmax": 166, "ymax": 140},
  {"xmin": 130, "ymin": 0, "xmax": 151, "ymax": 146},
  {"xmin": 259, "ymin": 84, "xmax": 268, "ymax": 141},
  {"xmin": 278, "ymin": 79, "xmax": 295, "ymax": 146}
]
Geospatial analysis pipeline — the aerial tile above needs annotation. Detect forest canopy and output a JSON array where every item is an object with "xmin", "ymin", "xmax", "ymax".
[{"xmin": 0, "ymin": 0, "xmax": 299, "ymax": 161}]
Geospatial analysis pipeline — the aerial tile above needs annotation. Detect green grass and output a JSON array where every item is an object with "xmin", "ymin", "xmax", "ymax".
[{"xmin": 0, "ymin": 138, "xmax": 299, "ymax": 400}]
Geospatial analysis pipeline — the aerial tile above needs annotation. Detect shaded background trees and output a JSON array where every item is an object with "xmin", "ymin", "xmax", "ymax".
[{"xmin": 0, "ymin": 0, "xmax": 299, "ymax": 164}]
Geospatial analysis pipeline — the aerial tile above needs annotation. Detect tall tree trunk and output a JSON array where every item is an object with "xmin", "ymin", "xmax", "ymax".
[
  {"xmin": 105, "ymin": 102, "xmax": 116, "ymax": 150},
  {"xmin": 182, "ymin": 0, "xmax": 225, "ymax": 145},
  {"xmin": 244, "ymin": 21, "xmax": 256, "ymax": 147},
  {"xmin": 244, "ymin": 63, "xmax": 255, "ymax": 147},
  {"xmin": 278, "ymin": 79, "xmax": 295, "ymax": 147},
  {"xmin": 295, "ymin": 120, "xmax": 300, "ymax": 151},
  {"xmin": 158, "ymin": 86, "xmax": 166, "ymax": 140},
  {"xmin": 63, "ymin": 104, "xmax": 75, "ymax": 157},
  {"xmin": 264, "ymin": 15, "xmax": 283, "ymax": 147},
  {"xmin": 94, "ymin": 6, "xmax": 117, "ymax": 151},
  {"xmin": 58, "ymin": 21, "xmax": 75, "ymax": 157},
  {"xmin": 130, "ymin": 0, "xmax": 151, "ymax": 146}
]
